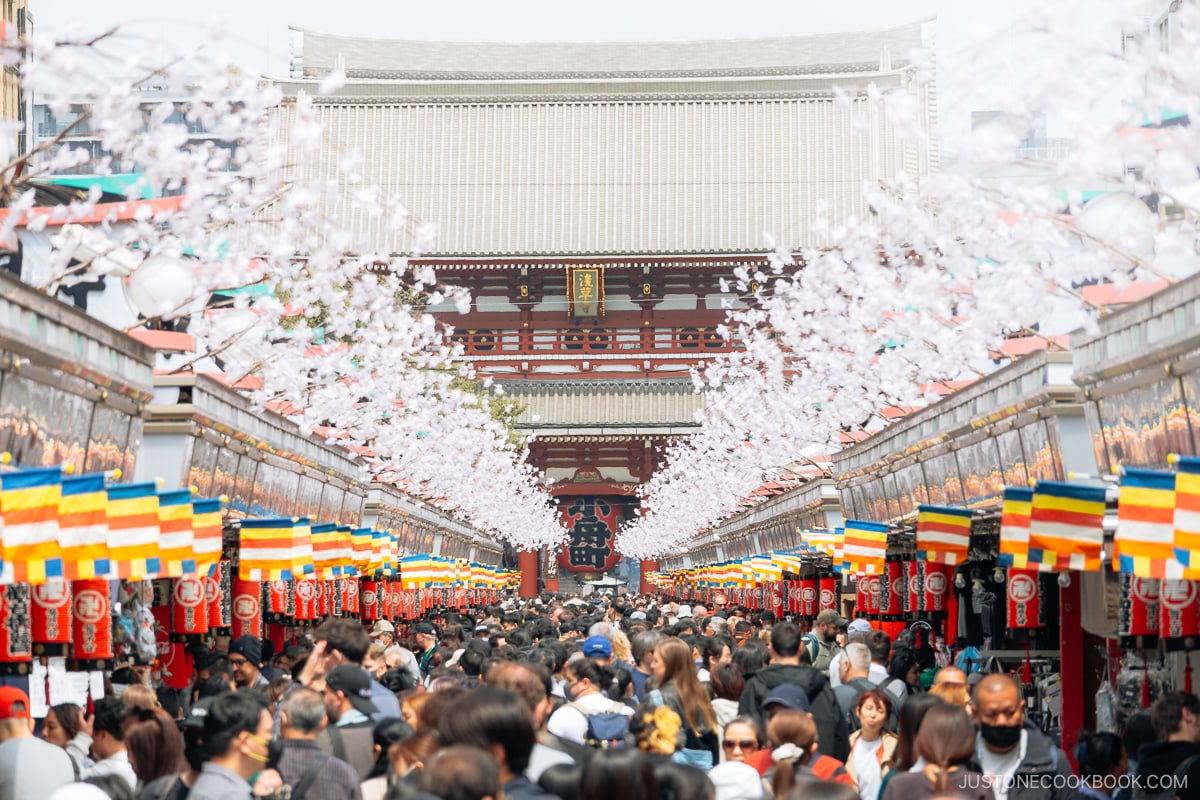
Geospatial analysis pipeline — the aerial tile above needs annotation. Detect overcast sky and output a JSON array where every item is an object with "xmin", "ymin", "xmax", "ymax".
[{"xmin": 37, "ymin": 0, "xmax": 1040, "ymax": 78}]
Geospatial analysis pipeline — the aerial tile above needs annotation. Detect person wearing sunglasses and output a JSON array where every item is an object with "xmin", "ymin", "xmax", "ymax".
[{"xmin": 721, "ymin": 717, "xmax": 765, "ymax": 764}]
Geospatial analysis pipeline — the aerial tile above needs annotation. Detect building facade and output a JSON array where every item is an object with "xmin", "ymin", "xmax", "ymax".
[{"xmin": 273, "ymin": 21, "xmax": 940, "ymax": 589}]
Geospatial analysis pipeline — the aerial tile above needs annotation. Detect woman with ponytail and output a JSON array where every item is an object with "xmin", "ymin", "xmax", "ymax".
[
  {"xmin": 767, "ymin": 708, "xmax": 857, "ymax": 797},
  {"xmin": 881, "ymin": 701, "xmax": 994, "ymax": 800}
]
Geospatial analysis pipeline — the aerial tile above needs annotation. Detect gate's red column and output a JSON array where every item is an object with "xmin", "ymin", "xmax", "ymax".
[
  {"xmin": 1059, "ymin": 575, "xmax": 1083, "ymax": 772},
  {"xmin": 640, "ymin": 559, "xmax": 659, "ymax": 595},
  {"xmin": 518, "ymin": 550, "xmax": 540, "ymax": 597}
]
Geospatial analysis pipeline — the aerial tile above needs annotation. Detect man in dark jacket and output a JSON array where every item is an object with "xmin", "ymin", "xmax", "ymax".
[
  {"xmin": 737, "ymin": 621, "xmax": 850, "ymax": 761},
  {"xmin": 971, "ymin": 674, "xmax": 1077, "ymax": 800},
  {"xmin": 277, "ymin": 687, "xmax": 367, "ymax": 800},
  {"xmin": 1136, "ymin": 691, "xmax": 1200, "ymax": 800}
]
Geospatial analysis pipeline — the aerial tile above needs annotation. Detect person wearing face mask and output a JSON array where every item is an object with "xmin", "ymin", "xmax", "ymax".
[
  {"xmin": 971, "ymin": 674, "xmax": 1076, "ymax": 800},
  {"xmin": 546, "ymin": 656, "xmax": 633, "ymax": 746},
  {"xmin": 188, "ymin": 691, "xmax": 277, "ymax": 800}
]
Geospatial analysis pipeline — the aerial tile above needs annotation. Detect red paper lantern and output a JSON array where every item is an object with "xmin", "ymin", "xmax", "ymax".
[
  {"xmin": 880, "ymin": 561, "xmax": 904, "ymax": 617},
  {"xmin": 1160, "ymin": 579, "xmax": 1200, "ymax": 639},
  {"xmin": 403, "ymin": 589, "xmax": 418, "ymax": 618},
  {"xmin": 1119, "ymin": 575, "xmax": 1161, "ymax": 637},
  {"xmin": 171, "ymin": 576, "xmax": 209, "ymax": 634},
  {"xmin": 71, "ymin": 579, "xmax": 113, "ymax": 664},
  {"xmin": 31, "ymin": 579, "xmax": 72, "ymax": 653},
  {"xmin": 819, "ymin": 577, "xmax": 838, "ymax": 613},
  {"xmin": 265, "ymin": 580, "xmax": 291, "ymax": 622},
  {"xmin": 865, "ymin": 575, "xmax": 882, "ymax": 615},
  {"xmin": 799, "ymin": 579, "xmax": 818, "ymax": 617},
  {"xmin": 0, "ymin": 585, "xmax": 33, "ymax": 673},
  {"xmin": 316, "ymin": 580, "xmax": 329, "ymax": 617},
  {"xmin": 294, "ymin": 579, "xmax": 319, "ymax": 621},
  {"xmin": 1006, "ymin": 568, "xmax": 1042, "ymax": 629},
  {"xmin": 390, "ymin": 586, "xmax": 404, "ymax": 618},
  {"xmin": 923, "ymin": 563, "xmax": 950, "ymax": 613},
  {"xmin": 342, "ymin": 578, "xmax": 360, "ymax": 615},
  {"xmin": 231, "ymin": 579, "xmax": 263, "ymax": 640},
  {"xmin": 206, "ymin": 560, "xmax": 232, "ymax": 630},
  {"xmin": 360, "ymin": 581, "xmax": 380, "ymax": 621},
  {"xmin": 904, "ymin": 561, "xmax": 921, "ymax": 615}
]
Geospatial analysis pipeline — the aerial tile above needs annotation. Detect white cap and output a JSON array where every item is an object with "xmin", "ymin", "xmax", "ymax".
[
  {"xmin": 847, "ymin": 618, "xmax": 873, "ymax": 633},
  {"xmin": 677, "ymin": 605, "xmax": 693, "ymax": 618}
]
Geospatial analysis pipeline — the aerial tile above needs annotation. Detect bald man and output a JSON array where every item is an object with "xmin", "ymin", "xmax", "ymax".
[{"xmin": 971, "ymin": 674, "xmax": 1077, "ymax": 800}]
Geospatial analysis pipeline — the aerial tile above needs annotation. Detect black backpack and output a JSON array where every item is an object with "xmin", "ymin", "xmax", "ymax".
[{"xmin": 1133, "ymin": 753, "xmax": 1200, "ymax": 800}]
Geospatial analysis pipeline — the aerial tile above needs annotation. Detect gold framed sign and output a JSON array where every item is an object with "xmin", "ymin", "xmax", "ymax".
[{"xmin": 566, "ymin": 265, "xmax": 605, "ymax": 320}]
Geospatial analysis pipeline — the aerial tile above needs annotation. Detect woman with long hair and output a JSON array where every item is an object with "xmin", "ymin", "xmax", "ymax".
[
  {"xmin": 579, "ymin": 747, "xmax": 659, "ymax": 800},
  {"xmin": 846, "ymin": 690, "xmax": 898, "ymax": 800},
  {"xmin": 767, "ymin": 708, "xmax": 841, "ymax": 798},
  {"xmin": 650, "ymin": 637, "xmax": 720, "ymax": 766},
  {"xmin": 880, "ymin": 702, "xmax": 994, "ymax": 800},
  {"xmin": 123, "ymin": 707, "xmax": 186, "ymax": 790},
  {"xmin": 880, "ymin": 650, "xmax": 921, "ymax": 709},
  {"xmin": 42, "ymin": 702, "xmax": 88, "ymax": 772}
]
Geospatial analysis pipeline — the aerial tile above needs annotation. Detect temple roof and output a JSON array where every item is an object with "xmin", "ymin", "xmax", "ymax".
[{"xmin": 289, "ymin": 21, "xmax": 932, "ymax": 81}]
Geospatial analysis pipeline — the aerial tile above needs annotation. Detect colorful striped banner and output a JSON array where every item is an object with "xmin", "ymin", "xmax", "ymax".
[
  {"xmin": 191, "ymin": 498, "xmax": 223, "ymax": 576},
  {"xmin": 1028, "ymin": 481, "xmax": 1107, "ymax": 572},
  {"xmin": 1117, "ymin": 468, "xmax": 1183, "ymax": 578},
  {"xmin": 998, "ymin": 487, "xmax": 1034, "ymax": 569},
  {"xmin": 239, "ymin": 517, "xmax": 299, "ymax": 581},
  {"xmin": 916, "ymin": 504, "xmax": 973, "ymax": 565},
  {"xmin": 0, "ymin": 467, "xmax": 63, "ymax": 584},
  {"xmin": 59, "ymin": 474, "xmax": 110, "ymax": 580},
  {"xmin": 158, "ymin": 489, "xmax": 196, "ymax": 578},
  {"xmin": 1174, "ymin": 456, "xmax": 1200, "ymax": 574},
  {"xmin": 842, "ymin": 519, "xmax": 889, "ymax": 575},
  {"xmin": 311, "ymin": 522, "xmax": 341, "ymax": 579},
  {"xmin": 107, "ymin": 482, "xmax": 162, "ymax": 580}
]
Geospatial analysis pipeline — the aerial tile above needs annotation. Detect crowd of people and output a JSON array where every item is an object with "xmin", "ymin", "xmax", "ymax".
[{"xmin": 0, "ymin": 593, "xmax": 1196, "ymax": 800}]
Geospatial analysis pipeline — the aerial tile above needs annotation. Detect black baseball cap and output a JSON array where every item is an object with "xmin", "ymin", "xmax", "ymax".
[{"xmin": 326, "ymin": 665, "xmax": 380, "ymax": 717}]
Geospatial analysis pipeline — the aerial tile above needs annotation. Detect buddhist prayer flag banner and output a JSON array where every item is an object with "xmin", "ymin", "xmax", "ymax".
[
  {"xmin": 352, "ymin": 528, "xmax": 372, "ymax": 575},
  {"xmin": 1173, "ymin": 456, "xmax": 1200, "ymax": 574},
  {"xmin": 916, "ymin": 504, "xmax": 973, "ymax": 565},
  {"xmin": 771, "ymin": 550, "xmax": 804, "ymax": 574},
  {"xmin": 335, "ymin": 525, "xmax": 355, "ymax": 576},
  {"xmin": 842, "ymin": 519, "xmax": 888, "ymax": 575},
  {"xmin": 998, "ymin": 487, "xmax": 1034, "ymax": 569},
  {"xmin": 239, "ymin": 517, "xmax": 301, "ymax": 581},
  {"xmin": 107, "ymin": 482, "xmax": 162, "ymax": 580},
  {"xmin": 191, "ymin": 498, "xmax": 223, "ymax": 576},
  {"xmin": 1117, "ymin": 468, "xmax": 1182, "ymax": 578},
  {"xmin": 1028, "ymin": 481, "xmax": 1107, "ymax": 571},
  {"xmin": 59, "ymin": 475, "xmax": 109, "ymax": 580},
  {"xmin": 311, "ymin": 522, "xmax": 341, "ymax": 579},
  {"xmin": 0, "ymin": 467, "xmax": 63, "ymax": 584},
  {"xmin": 158, "ymin": 490, "xmax": 196, "ymax": 578}
]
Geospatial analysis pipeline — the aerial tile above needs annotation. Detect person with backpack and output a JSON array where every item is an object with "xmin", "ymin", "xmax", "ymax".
[
  {"xmin": 971, "ymin": 674, "xmax": 1077, "ymax": 800},
  {"xmin": 738, "ymin": 621, "xmax": 851, "ymax": 762},
  {"xmin": 546, "ymin": 657, "xmax": 633, "ymax": 747},
  {"xmin": 802, "ymin": 610, "xmax": 847, "ymax": 673},
  {"xmin": 836, "ymin": 643, "xmax": 895, "ymax": 732},
  {"xmin": 1136, "ymin": 691, "xmax": 1200, "ymax": 800},
  {"xmin": 649, "ymin": 637, "xmax": 721, "ymax": 769}
]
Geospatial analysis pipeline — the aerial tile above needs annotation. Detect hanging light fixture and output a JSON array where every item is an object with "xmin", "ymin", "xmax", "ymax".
[{"xmin": 127, "ymin": 253, "xmax": 200, "ymax": 321}]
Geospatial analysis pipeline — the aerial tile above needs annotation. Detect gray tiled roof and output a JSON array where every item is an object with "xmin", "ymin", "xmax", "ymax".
[
  {"xmin": 501, "ymin": 378, "xmax": 704, "ymax": 427},
  {"xmin": 290, "ymin": 21, "xmax": 931, "ymax": 80}
]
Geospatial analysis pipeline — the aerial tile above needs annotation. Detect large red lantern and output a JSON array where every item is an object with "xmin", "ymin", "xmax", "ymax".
[
  {"xmin": 904, "ymin": 561, "xmax": 921, "ymax": 615},
  {"xmin": 171, "ymin": 576, "xmax": 209, "ymax": 634},
  {"xmin": 265, "ymin": 580, "xmax": 291, "ymax": 623},
  {"xmin": 1006, "ymin": 568, "xmax": 1043, "ymax": 629},
  {"xmin": 360, "ymin": 581, "xmax": 380, "ymax": 621},
  {"xmin": 71, "ymin": 579, "xmax": 113, "ymax": 665},
  {"xmin": 294, "ymin": 579, "xmax": 319, "ymax": 621},
  {"xmin": 1160, "ymin": 579, "xmax": 1200, "ymax": 640},
  {"xmin": 231, "ymin": 579, "xmax": 263, "ymax": 640},
  {"xmin": 0, "ymin": 585, "xmax": 33, "ymax": 673},
  {"xmin": 206, "ymin": 560, "xmax": 232, "ymax": 630},
  {"xmin": 799, "ymin": 579, "xmax": 818, "ymax": 617},
  {"xmin": 1119, "ymin": 575, "xmax": 1161, "ymax": 637},
  {"xmin": 818, "ymin": 577, "xmax": 838, "ymax": 613},
  {"xmin": 880, "ymin": 561, "xmax": 904, "ymax": 617},
  {"xmin": 923, "ymin": 563, "xmax": 950, "ymax": 613},
  {"xmin": 342, "ymin": 578, "xmax": 360, "ymax": 615},
  {"xmin": 31, "ymin": 579, "xmax": 72, "ymax": 654}
]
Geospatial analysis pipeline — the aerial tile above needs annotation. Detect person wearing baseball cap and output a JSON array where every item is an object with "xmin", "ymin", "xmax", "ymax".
[
  {"xmin": 0, "ymin": 686, "xmax": 75, "ymax": 798},
  {"xmin": 323, "ymin": 664, "xmax": 380, "ymax": 779},
  {"xmin": 801, "ymin": 609, "xmax": 848, "ymax": 673},
  {"xmin": 411, "ymin": 621, "xmax": 439, "ymax": 678},
  {"xmin": 369, "ymin": 619, "xmax": 395, "ymax": 646}
]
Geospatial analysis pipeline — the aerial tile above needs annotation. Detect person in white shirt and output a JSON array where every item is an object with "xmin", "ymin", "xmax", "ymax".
[
  {"xmin": 828, "ymin": 621, "xmax": 889, "ymax": 688},
  {"xmin": 77, "ymin": 696, "xmax": 137, "ymax": 790},
  {"xmin": 546, "ymin": 656, "xmax": 633, "ymax": 745}
]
